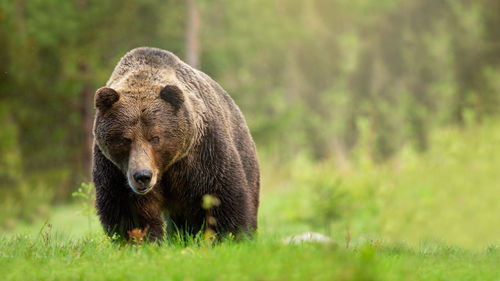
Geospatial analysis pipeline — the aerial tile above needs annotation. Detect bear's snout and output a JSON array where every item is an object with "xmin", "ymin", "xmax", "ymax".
[
  {"xmin": 133, "ymin": 170, "xmax": 152, "ymax": 186},
  {"xmin": 128, "ymin": 167, "xmax": 156, "ymax": 195},
  {"xmin": 126, "ymin": 141, "xmax": 158, "ymax": 195}
]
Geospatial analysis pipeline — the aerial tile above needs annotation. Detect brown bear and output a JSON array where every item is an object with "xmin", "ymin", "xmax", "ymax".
[{"xmin": 92, "ymin": 47, "xmax": 260, "ymax": 241}]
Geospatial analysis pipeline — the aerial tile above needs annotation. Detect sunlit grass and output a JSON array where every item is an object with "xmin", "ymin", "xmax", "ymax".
[{"xmin": 1, "ymin": 225, "xmax": 500, "ymax": 280}]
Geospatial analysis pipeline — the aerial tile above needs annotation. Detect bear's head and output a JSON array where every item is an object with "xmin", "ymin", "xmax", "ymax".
[{"xmin": 93, "ymin": 83, "xmax": 201, "ymax": 195}]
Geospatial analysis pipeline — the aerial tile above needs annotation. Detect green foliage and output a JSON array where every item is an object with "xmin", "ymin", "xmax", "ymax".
[
  {"xmin": 0, "ymin": 104, "xmax": 53, "ymax": 228},
  {"xmin": 72, "ymin": 182, "xmax": 96, "ymax": 217},
  {"xmin": 0, "ymin": 104, "xmax": 22, "ymax": 186},
  {"xmin": 288, "ymin": 157, "xmax": 349, "ymax": 234},
  {"xmin": 259, "ymin": 119, "xmax": 500, "ymax": 249},
  {"xmin": 307, "ymin": 176, "xmax": 344, "ymax": 233},
  {"xmin": 72, "ymin": 182, "xmax": 96, "ymax": 232},
  {"xmin": 0, "ymin": 181, "xmax": 53, "ymax": 231},
  {"xmin": 372, "ymin": 120, "xmax": 500, "ymax": 248},
  {"xmin": 2, "ymin": 0, "xmax": 499, "ymax": 185}
]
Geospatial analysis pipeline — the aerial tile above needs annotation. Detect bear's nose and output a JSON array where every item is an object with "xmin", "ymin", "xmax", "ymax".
[{"xmin": 133, "ymin": 170, "xmax": 152, "ymax": 186}]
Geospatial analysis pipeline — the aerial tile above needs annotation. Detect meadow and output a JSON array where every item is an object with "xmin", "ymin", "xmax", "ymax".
[
  {"xmin": 1, "ymin": 1, "xmax": 499, "ymax": 280},
  {"xmin": 2, "ymin": 120, "xmax": 500, "ymax": 280}
]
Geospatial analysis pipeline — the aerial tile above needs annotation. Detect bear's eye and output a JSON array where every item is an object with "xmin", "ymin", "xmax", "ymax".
[
  {"xmin": 121, "ymin": 137, "xmax": 132, "ymax": 146},
  {"xmin": 110, "ymin": 135, "xmax": 131, "ymax": 146},
  {"xmin": 149, "ymin": 136, "xmax": 160, "ymax": 146}
]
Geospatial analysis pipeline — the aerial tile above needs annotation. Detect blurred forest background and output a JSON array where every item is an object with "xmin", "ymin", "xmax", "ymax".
[{"xmin": 0, "ymin": 0, "xmax": 499, "ymax": 247}]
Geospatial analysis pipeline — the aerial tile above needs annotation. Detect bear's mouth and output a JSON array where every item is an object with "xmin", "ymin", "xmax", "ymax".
[{"xmin": 129, "ymin": 184, "xmax": 155, "ymax": 195}]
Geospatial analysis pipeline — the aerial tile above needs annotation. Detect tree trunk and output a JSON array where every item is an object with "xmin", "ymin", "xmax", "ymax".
[{"xmin": 185, "ymin": 0, "xmax": 200, "ymax": 69}]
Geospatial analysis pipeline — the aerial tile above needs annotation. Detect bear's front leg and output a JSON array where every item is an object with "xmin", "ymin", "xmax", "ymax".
[
  {"xmin": 93, "ymin": 145, "xmax": 164, "ymax": 241},
  {"xmin": 96, "ymin": 190, "xmax": 165, "ymax": 242}
]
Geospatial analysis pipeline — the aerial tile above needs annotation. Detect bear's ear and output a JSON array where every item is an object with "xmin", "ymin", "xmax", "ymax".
[
  {"xmin": 95, "ymin": 87, "xmax": 120, "ymax": 111},
  {"xmin": 160, "ymin": 85, "xmax": 184, "ymax": 113}
]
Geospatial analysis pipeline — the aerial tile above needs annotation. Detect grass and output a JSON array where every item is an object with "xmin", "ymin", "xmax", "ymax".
[
  {"xmin": 3, "ymin": 119, "xmax": 500, "ymax": 280},
  {"xmin": 2, "ymin": 224, "xmax": 500, "ymax": 280},
  {"xmin": 1, "ymin": 200, "xmax": 499, "ymax": 280}
]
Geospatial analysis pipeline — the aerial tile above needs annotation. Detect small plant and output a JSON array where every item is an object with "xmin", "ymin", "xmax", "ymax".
[
  {"xmin": 72, "ymin": 182, "xmax": 96, "ymax": 233},
  {"xmin": 40, "ymin": 222, "xmax": 53, "ymax": 247},
  {"xmin": 293, "ymin": 160, "xmax": 350, "ymax": 236},
  {"xmin": 202, "ymin": 194, "xmax": 220, "ymax": 241},
  {"xmin": 309, "ymin": 176, "xmax": 346, "ymax": 234}
]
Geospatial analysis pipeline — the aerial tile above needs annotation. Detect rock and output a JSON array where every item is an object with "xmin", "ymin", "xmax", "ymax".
[{"xmin": 282, "ymin": 232, "xmax": 333, "ymax": 245}]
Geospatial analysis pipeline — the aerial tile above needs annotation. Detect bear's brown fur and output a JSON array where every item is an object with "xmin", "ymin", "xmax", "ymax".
[{"xmin": 92, "ymin": 47, "xmax": 260, "ymax": 240}]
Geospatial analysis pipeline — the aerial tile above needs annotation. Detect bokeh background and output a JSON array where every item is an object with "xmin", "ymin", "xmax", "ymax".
[{"xmin": 0, "ymin": 0, "xmax": 499, "ymax": 248}]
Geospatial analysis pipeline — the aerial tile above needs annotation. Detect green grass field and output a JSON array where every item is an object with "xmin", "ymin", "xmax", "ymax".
[
  {"xmin": 2, "ymin": 120, "xmax": 500, "ymax": 280},
  {"xmin": 2, "ymin": 228, "xmax": 500, "ymax": 281},
  {"xmin": 2, "ymin": 208, "xmax": 500, "ymax": 281}
]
